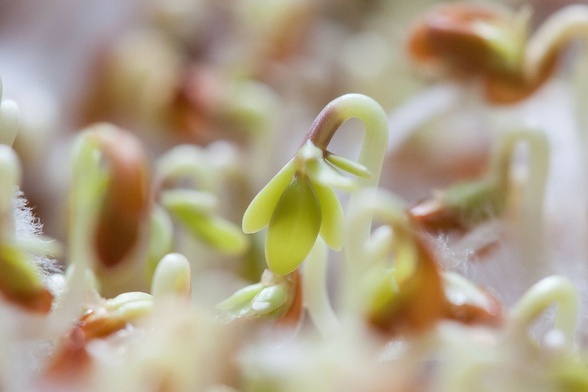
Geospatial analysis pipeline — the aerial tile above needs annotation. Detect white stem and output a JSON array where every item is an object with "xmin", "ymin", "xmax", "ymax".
[
  {"xmin": 303, "ymin": 237, "xmax": 340, "ymax": 337},
  {"xmin": 50, "ymin": 134, "xmax": 103, "ymax": 332},
  {"xmin": 525, "ymin": 5, "xmax": 588, "ymax": 82},
  {"xmin": 494, "ymin": 129, "xmax": 549, "ymax": 279},
  {"xmin": 518, "ymin": 131, "xmax": 549, "ymax": 275},
  {"xmin": 387, "ymin": 83, "xmax": 462, "ymax": 152},
  {"xmin": 305, "ymin": 94, "xmax": 389, "ymax": 317}
]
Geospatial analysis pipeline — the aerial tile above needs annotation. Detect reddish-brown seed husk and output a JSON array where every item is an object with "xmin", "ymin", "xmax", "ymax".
[{"xmin": 91, "ymin": 128, "xmax": 150, "ymax": 269}]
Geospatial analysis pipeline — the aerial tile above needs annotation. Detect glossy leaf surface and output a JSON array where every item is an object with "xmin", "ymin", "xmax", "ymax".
[{"xmin": 266, "ymin": 176, "xmax": 321, "ymax": 275}]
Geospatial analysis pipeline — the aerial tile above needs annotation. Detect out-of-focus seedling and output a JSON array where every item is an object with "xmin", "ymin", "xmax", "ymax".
[
  {"xmin": 409, "ymin": 129, "xmax": 548, "ymax": 232},
  {"xmin": 407, "ymin": 3, "xmax": 588, "ymax": 104},
  {"xmin": 66, "ymin": 124, "xmax": 151, "ymax": 301},
  {"xmin": 150, "ymin": 143, "xmax": 248, "ymax": 278},
  {"xmin": 216, "ymin": 269, "xmax": 302, "ymax": 328},
  {"xmin": 347, "ymin": 189, "xmax": 502, "ymax": 336}
]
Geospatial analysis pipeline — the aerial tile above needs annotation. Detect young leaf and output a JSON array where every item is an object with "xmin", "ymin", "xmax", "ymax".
[
  {"xmin": 242, "ymin": 159, "xmax": 296, "ymax": 233},
  {"xmin": 266, "ymin": 176, "xmax": 321, "ymax": 276},
  {"xmin": 191, "ymin": 215, "xmax": 249, "ymax": 254},
  {"xmin": 160, "ymin": 189, "xmax": 219, "ymax": 214},
  {"xmin": 325, "ymin": 153, "xmax": 372, "ymax": 178},
  {"xmin": 313, "ymin": 182, "xmax": 345, "ymax": 251},
  {"xmin": 163, "ymin": 191, "xmax": 248, "ymax": 254},
  {"xmin": 306, "ymin": 159, "xmax": 357, "ymax": 191}
]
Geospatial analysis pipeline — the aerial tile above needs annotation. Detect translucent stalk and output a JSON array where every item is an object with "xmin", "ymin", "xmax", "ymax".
[
  {"xmin": 305, "ymin": 94, "xmax": 389, "ymax": 316},
  {"xmin": 302, "ymin": 238, "xmax": 340, "ymax": 337},
  {"xmin": 525, "ymin": 5, "xmax": 588, "ymax": 82},
  {"xmin": 510, "ymin": 275, "xmax": 578, "ymax": 350},
  {"xmin": 491, "ymin": 129, "xmax": 549, "ymax": 281},
  {"xmin": 52, "ymin": 134, "xmax": 104, "ymax": 331}
]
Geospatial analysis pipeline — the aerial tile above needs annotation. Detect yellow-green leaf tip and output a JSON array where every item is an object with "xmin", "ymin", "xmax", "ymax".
[{"xmin": 242, "ymin": 160, "xmax": 296, "ymax": 233}]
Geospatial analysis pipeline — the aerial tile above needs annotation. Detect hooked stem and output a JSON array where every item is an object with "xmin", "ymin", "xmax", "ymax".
[
  {"xmin": 525, "ymin": 5, "xmax": 588, "ymax": 82},
  {"xmin": 510, "ymin": 275, "xmax": 578, "ymax": 350},
  {"xmin": 305, "ymin": 94, "xmax": 389, "ymax": 318}
]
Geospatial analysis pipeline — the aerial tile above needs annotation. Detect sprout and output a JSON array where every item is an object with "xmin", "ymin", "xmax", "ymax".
[
  {"xmin": 69, "ymin": 123, "xmax": 150, "ymax": 271},
  {"xmin": 407, "ymin": 3, "xmax": 588, "ymax": 104},
  {"xmin": 217, "ymin": 269, "xmax": 301, "ymax": 326},
  {"xmin": 243, "ymin": 93, "xmax": 388, "ymax": 276},
  {"xmin": 152, "ymin": 143, "xmax": 249, "ymax": 273},
  {"xmin": 346, "ymin": 189, "xmax": 503, "ymax": 336},
  {"xmin": 510, "ymin": 275, "xmax": 579, "ymax": 350},
  {"xmin": 151, "ymin": 253, "xmax": 191, "ymax": 300},
  {"xmin": 45, "ymin": 290, "xmax": 154, "ymax": 382},
  {"xmin": 89, "ymin": 127, "xmax": 151, "ymax": 270},
  {"xmin": 409, "ymin": 128, "xmax": 549, "ymax": 233}
]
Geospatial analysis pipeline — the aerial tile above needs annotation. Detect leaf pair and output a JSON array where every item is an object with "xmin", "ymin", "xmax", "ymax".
[{"xmin": 243, "ymin": 142, "xmax": 370, "ymax": 276}]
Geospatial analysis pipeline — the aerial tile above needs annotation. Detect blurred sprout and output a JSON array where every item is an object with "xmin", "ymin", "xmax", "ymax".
[
  {"xmin": 153, "ymin": 143, "xmax": 249, "ymax": 266},
  {"xmin": 510, "ymin": 275, "xmax": 579, "ymax": 350},
  {"xmin": 151, "ymin": 253, "xmax": 191, "ymax": 300},
  {"xmin": 217, "ymin": 269, "xmax": 301, "ymax": 324},
  {"xmin": 408, "ymin": 3, "xmax": 588, "ymax": 104},
  {"xmin": 70, "ymin": 124, "xmax": 150, "ymax": 271},
  {"xmin": 349, "ymin": 189, "xmax": 502, "ymax": 336},
  {"xmin": 408, "ymin": 3, "xmax": 526, "ymax": 79},
  {"xmin": 161, "ymin": 189, "xmax": 248, "ymax": 255},
  {"xmin": 410, "ymin": 129, "xmax": 548, "ymax": 232},
  {"xmin": 361, "ymin": 223, "xmax": 445, "ymax": 336},
  {"xmin": 46, "ymin": 289, "xmax": 155, "ymax": 382},
  {"xmin": 73, "ymin": 291, "xmax": 153, "ymax": 342},
  {"xmin": 409, "ymin": 179, "xmax": 505, "ymax": 232}
]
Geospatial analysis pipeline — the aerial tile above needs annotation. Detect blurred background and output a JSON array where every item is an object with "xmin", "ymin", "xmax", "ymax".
[{"xmin": 0, "ymin": 0, "xmax": 582, "ymax": 243}]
